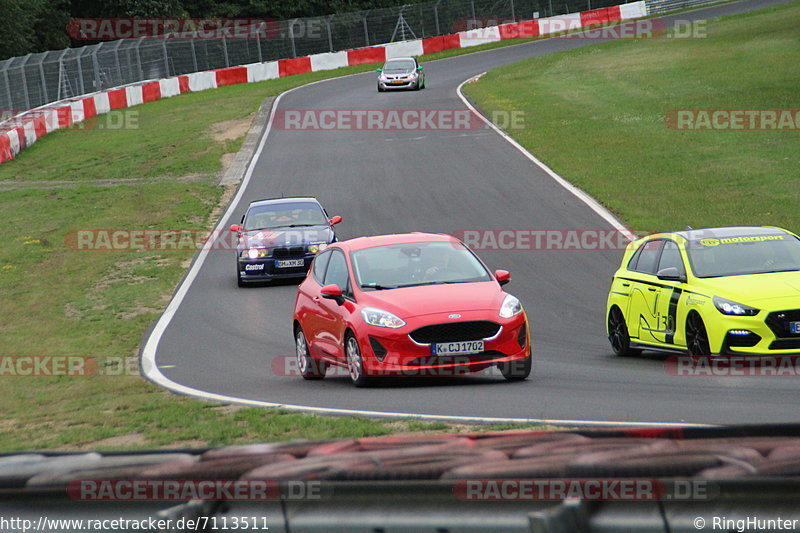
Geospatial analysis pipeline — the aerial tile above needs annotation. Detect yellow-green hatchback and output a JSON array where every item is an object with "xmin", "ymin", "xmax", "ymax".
[{"xmin": 607, "ymin": 226, "xmax": 800, "ymax": 356}]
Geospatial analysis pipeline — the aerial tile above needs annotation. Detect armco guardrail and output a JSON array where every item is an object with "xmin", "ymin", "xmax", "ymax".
[
  {"xmin": 0, "ymin": 0, "xmax": 624, "ymax": 119},
  {"xmin": 0, "ymin": 1, "xmax": 649, "ymax": 165},
  {"xmin": 645, "ymin": 0, "xmax": 725, "ymax": 14}
]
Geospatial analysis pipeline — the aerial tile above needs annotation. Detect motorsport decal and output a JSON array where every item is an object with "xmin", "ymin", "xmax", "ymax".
[
  {"xmin": 697, "ymin": 235, "xmax": 785, "ymax": 247},
  {"xmin": 245, "ymin": 264, "xmax": 265, "ymax": 271}
]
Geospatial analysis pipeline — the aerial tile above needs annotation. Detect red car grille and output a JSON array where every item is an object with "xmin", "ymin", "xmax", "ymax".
[{"xmin": 409, "ymin": 321, "xmax": 501, "ymax": 344}]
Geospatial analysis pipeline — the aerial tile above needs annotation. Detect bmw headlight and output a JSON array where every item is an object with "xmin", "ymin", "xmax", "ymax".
[
  {"xmin": 308, "ymin": 243, "xmax": 328, "ymax": 254},
  {"xmin": 499, "ymin": 294, "xmax": 523, "ymax": 318},
  {"xmin": 244, "ymin": 248, "xmax": 268, "ymax": 259},
  {"xmin": 361, "ymin": 307, "xmax": 406, "ymax": 328},
  {"xmin": 713, "ymin": 296, "xmax": 759, "ymax": 316}
]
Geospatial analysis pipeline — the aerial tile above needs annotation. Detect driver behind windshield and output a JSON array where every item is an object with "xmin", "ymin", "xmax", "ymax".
[{"xmin": 245, "ymin": 204, "xmax": 327, "ymax": 230}]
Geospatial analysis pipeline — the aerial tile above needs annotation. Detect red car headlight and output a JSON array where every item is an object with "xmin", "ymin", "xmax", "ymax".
[
  {"xmin": 361, "ymin": 307, "xmax": 406, "ymax": 328},
  {"xmin": 499, "ymin": 294, "xmax": 523, "ymax": 318}
]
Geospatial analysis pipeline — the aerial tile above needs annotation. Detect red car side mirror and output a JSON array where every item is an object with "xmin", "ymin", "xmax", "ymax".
[
  {"xmin": 230, "ymin": 224, "xmax": 242, "ymax": 232},
  {"xmin": 495, "ymin": 270, "xmax": 511, "ymax": 286},
  {"xmin": 320, "ymin": 284, "xmax": 345, "ymax": 305},
  {"xmin": 329, "ymin": 216, "xmax": 343, "ymax": 226}
]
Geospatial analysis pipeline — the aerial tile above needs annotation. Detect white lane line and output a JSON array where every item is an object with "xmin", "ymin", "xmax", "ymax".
[
  {"xmin": 140, "ymin": 62, "xmax": 702, "ymax": 429},
  {"xmin": 456, "ymin": 74, "xmax": 635, "ymax": 241}
]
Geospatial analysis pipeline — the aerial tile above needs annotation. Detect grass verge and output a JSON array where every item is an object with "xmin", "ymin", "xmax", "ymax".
[{"xmin": 463, "ymin": 1, "xmax": 800, "ymax": 232}]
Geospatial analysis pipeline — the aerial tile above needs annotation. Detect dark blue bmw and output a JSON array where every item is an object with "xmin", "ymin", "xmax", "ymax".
[{"xmin": 230, "ymin": 197, "xmax": 342, "ymax": 287}]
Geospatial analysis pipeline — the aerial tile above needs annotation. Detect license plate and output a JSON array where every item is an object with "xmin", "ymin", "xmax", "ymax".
[
  {"xmin": 390, "ymin": 80, "xmax": 404, "ymax": 84},
  {"xmin": 432, "ymin": 340, "xmax": 484, "ymax": 356},
  {"xmin": 791, "ymin": 322, "xmax": 800, "ymax": 334},
  {"xmin": 275, "ymin": 259, "xmax": 304, "ymax": 268}
]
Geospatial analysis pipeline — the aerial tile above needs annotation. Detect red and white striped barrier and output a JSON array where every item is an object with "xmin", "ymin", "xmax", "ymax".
[{"xmin": 0, "ymin": 1, "xmax": 645, "ymax": 164}]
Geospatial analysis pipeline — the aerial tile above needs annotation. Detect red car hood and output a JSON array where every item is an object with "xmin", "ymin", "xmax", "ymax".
[{"xmin": 357, "ymin": 281, "xmax": 505, "ymax": 319}]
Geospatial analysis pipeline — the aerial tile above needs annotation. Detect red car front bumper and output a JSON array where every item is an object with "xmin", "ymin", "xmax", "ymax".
[{"xmin": 352, "ymin": 310, "xmax": 531, "ymax": 377}]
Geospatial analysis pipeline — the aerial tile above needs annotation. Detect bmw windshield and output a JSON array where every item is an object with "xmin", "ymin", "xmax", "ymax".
[
  {"xmin": 352, "ymin": 241, "xmax": 493, "ymax": 289},
  {"xmin": 244, "ymin": 202, "xmax": 328, "ymax": 230},
  {"xmin": 686, "ymin": 233, "xmax": 800, "ymax": 277}
]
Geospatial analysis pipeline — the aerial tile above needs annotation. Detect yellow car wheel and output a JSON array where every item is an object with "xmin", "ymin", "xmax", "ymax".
[
  {"xmin": 608, "ymin": 307, "xmax": 641, "ymax": 357},
  {"xmin": 686, "ymin": 312, "xmax": 711, "ymax": 355}
]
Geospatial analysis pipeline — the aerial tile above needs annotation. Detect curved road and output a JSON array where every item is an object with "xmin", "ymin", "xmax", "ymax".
[{"xmin": 143, "ymin": 0, "xmax": 795, "ymax": 426}]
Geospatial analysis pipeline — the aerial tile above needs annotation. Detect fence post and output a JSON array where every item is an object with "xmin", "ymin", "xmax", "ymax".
[
  {"xmin": 471, "ymin": 0, "xmax": 476, "ymax": 22},
  {"xmin": 91, "ymin": 45, "xmax": 102, "ymax": 91},
  {"xmin": 112, "ymin": 40, "xmax": 124, "ymax": 85},
  {"xmin": 2, "ymin": 68, "xmax": 12, "ymax": 112},
  {"xmin": 37, "ymin": 57, "xmax": 48, "ymax": 104},
  {"xmin": 363, "ymin": 11, "xmax": 370, "ymax": 46},
  {"xmin": 222, "ymin": 35, "xmax": 230, "ymax": 67},
  {"xmin": 19, "ymin": 55, "xmax": 32, "ymax": 110},
  {"xmin": 511, "ymin": 0, "xmax": 516, "ymax": 20},
  {"xmin": 255, "ymin": 22, "xmax": 263, "ymax": 63},
  {"xmin": 75, "ymin": 49, "xmax": 85, "ymax": 95},
  {"xmin": 434, "ymin": 0, "xmax": 441, "ymax": 34},
  {"xmin": 161, "ymin": 39, "xmax": 169, "ymax": 77},
  {"xmin": 56, "ymin": 49, "xmax": 69, "ymax": 100},
  {"xmin": 190, "ymin": 38, "xmax": 199, "ymax": 72},
  {"xmin": 289, "ymin": 19, "xmax": 298, "ymax": 58},
  {"xmin": 326, "ymin": 16, "xmax": 334, "ymax": 53},
  {"xmin": 135, "ymin": 39, "xmax": 144, "ymax": 80}
]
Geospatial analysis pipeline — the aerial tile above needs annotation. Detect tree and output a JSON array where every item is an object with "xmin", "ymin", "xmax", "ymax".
[{"xmin": 0, "ymin": 0, "xmax": 70, "ymax": 60}]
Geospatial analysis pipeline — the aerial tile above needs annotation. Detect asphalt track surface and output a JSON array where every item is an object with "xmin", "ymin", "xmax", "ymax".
[{"xmin": 144, "ymin": 0, "xmax": 796, "ymax": 426}]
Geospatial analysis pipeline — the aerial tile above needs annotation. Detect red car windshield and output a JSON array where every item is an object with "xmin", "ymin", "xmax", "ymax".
[{"xmin": 351, "ymin": 241, "xmax": 492, "ymax": 289}]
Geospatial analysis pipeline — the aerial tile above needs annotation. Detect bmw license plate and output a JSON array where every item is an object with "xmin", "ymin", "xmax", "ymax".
[
  {"xmin": 275, "ymin": 259, "xmax": 304, "ymax": 268},
  {"xmin": 432, "ymin": 340, "xmax": 484, "ymax": 356},
  {"xmin": 791, "ymin": 322, "xmax": 800, "ymax": 335}
]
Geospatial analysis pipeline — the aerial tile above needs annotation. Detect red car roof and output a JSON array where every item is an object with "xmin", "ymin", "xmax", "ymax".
[{"xmin": 336, "ymin": 233, "xmax": 458, "ymax": 252}]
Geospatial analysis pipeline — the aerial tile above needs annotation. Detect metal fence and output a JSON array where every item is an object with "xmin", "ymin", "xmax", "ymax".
[
  {"xmin": 0, "ymin": 0, "xmax": 624, "ymax": 117},
  {"xmin": 644, "ymin": 0, "xmax": 722, "ymax": 14}
]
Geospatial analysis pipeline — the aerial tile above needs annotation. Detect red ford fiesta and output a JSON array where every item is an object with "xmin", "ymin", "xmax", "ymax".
[{"xmin": 292, "ymin": 233, "xmax": 532, "ymax": 386}]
